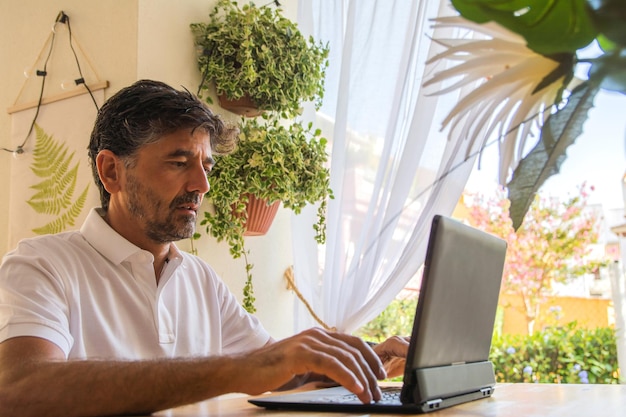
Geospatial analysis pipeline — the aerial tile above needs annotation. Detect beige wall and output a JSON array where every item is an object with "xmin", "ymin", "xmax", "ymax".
[
  {"xmin": 0, "ymin": 0, "xmax": 299, "ymax": 339},
  {"xmin": 0, "ymin": 0, "xmax": 139, "ymax": 255}
]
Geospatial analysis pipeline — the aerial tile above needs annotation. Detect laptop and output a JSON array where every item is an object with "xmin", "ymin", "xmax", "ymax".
[{"xmin": 249, "ymin": 214, "xmax": 507, "ymax": 413}]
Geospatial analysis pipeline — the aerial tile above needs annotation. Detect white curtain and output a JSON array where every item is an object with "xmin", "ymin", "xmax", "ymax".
[{"xmin": 292, "ymin": 0, "xmax": 481, "ymax": 333}]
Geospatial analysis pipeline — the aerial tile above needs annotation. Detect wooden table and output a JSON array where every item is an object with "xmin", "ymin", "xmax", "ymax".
[{"xmin": 153, "ymin": 383, "xmax": 626, "ymax": 416}]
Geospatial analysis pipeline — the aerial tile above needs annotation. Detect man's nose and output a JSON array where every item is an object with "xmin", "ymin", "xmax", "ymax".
[{"xmin": 188, "ymin": 162, "xmax": 210, "ymax": 194}]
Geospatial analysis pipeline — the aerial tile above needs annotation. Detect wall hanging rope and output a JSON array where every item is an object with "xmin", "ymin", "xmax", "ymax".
[
  {"xmin": 4, "ymin": 10, "xmax": 108, "ymax": 156},
  {"xmin": 283, "ymin": 266, "xmax": 336, "ymax": 331}
]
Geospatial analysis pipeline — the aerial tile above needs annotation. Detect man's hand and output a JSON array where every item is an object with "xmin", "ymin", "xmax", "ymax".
[
  {"xmin": 242, "ymin": 328, "xmax": 387, "ymax": 404},
  {"xmin": 371, "ymin": 336, "xmax": 410, "ymax": 378}
]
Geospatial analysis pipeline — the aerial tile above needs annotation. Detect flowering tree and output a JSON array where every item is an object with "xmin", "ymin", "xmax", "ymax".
[{"xmin": 465, "ymin": 184, "xmax": 608, "ymax": 334}]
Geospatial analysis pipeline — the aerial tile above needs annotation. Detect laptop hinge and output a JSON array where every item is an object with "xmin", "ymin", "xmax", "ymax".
[
  {"xmin": 409, "ymin": 361, "xmax": 496, "ymax": 402},
  {"xmin": 425, "ymin": 399, "xmax": 442, "ymax": 410}
]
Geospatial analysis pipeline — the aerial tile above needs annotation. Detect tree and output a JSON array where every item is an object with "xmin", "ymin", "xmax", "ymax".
[{"xmin": 464, "ymin": 184, "xmax": 608, "ymax": 334}]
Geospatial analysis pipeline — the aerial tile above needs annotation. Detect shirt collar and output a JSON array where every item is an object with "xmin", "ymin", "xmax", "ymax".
[{"xmin": 80, "ymin": 208, "xmax": 180, "ymax": 266}]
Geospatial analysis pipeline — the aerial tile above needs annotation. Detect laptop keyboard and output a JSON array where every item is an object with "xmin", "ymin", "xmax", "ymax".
[{"xmin": 308, "ymin": 386, "xmax": 402, "ymax": 405}]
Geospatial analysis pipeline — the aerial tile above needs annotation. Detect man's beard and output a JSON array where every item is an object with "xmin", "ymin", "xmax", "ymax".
[{"xmin": 126, "ymin": 172, "xmax": 200, "ymax": 243}]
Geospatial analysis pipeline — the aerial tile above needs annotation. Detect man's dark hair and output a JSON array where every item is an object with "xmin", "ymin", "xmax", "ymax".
[{"xmin": 88, "ymin": 79, "xmax": 237, "ymax": 210}]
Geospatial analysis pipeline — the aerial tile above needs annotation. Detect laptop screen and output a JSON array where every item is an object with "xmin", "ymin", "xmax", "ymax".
[
  {"xmin": 249, "ymin": 215, "xmax": 508, "ymax": 413},
  {"xmin": 401, "ymin": 215, "xmax": 507, "ymax": 403}
]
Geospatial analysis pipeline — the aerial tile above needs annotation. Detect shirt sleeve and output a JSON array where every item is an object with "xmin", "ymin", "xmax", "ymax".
[
  {"xmin": 214, "ymin": 277, "xmax": 271, "ymax": 354},
  {"xmin": 0, "ymin": 241, "xmax": 74, "ymax": 356}
]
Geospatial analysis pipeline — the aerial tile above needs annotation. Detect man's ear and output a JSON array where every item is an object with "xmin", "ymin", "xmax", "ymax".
[{"xmin": 96, "ymin": 150, "xmax": 123, "ymax": 194}]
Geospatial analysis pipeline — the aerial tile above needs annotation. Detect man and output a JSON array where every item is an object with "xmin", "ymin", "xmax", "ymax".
[{"xmin": 0, "ymin": 80, "xmax": 408, "ymax": 417}]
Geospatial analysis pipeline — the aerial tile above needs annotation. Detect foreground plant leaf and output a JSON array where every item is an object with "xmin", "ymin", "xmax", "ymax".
[
  {"xmin": 587, "ymin": 0, "xmax": 626, "ymax": 47},
  {"xmin": 507, "ymin": 82, "xmax": 600, "ymax": 230},
  {"xmin": 588, "ymin": 49, "xmax": 626, "ymax": 94},
  {"xmin": 424, "ymin": 16, "xmax": 573, "ymax": 184},
  {"xmin": 451, "ymin": 0, "xmax": 597, "ymax": 54}
]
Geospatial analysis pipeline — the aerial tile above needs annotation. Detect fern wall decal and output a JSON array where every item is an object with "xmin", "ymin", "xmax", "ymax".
[{"xmin": 28, "ymin": 123, "xmax": 90, "ymax": 235}]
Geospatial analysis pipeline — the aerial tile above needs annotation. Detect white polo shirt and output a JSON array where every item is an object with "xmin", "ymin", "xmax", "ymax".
[{"xmin": 0, "ymin": 208, "xmax": 270, "ymax": 359}]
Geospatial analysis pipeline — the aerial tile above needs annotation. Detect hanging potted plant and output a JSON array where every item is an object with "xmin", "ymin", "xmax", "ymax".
[
  {"xmin": 190, "ymin": 0, "xmax": 329, "ymax": 118},
  {"xmin": 200, "ymin": 115, "xmax": 333, "ymax": 312}
]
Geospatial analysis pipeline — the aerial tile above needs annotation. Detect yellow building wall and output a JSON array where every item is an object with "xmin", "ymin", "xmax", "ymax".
[{"xmin": 499, "ymin": 293, "xmax": 613, "ymax": 335}]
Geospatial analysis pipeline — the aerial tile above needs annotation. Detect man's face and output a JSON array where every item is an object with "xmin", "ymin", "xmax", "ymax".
[{"xmin": 118, "ymin": 128, "xmax": 214, "ymax": 244}]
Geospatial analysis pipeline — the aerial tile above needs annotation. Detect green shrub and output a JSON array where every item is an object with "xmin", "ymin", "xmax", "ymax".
[
  {"xmin": 356, "ymin": 298, "xmax": 417, "ymax": 343},
  {"xmin": 491, "ymin": 321, "xmax": 620, "ymax": 384}
]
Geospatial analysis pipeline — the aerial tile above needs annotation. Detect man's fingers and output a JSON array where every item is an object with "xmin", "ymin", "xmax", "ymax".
[
  {"xmin": 325, "ymin": 339, "xmax": 383, "ymax": 402},
  {"xmin": 373, "ymin": 335, "xmax": 410, "ymax": 358},
  {"xmin": 257, "ymin": 328, "xmax": 395, "ymax": 404},
  {"xmin": 291, "ymin": 329, "xmax": 384, "ymax": 403},
  {"xmin": 332, "ymin": 332, "xmax": 387, "ymax": 380},
  {"xmin": 383, "ymin": 356, "xmax": 406, "ymax": 377}
]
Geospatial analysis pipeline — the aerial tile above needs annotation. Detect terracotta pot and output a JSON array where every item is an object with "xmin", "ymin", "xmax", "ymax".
[
  {"xmin": 218, "ymin": 93, "xmax": 264, "ymax": 117},
  {"xmin": 242, "ymin": 193, "xmax": 280, "ymax": 236}
]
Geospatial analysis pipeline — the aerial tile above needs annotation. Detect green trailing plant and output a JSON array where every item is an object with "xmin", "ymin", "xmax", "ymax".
[
  {"xmin": 28, "ymin": 124, "xmax": 89, "ymax": 234},
  {"xmin": 191, "ymin": 0, "xmax": 330, "ymax": 118},
  {"xmin": 190, "ymin": 0, "xmax": 332, "ymax": 312},
  {"xmin": 200, "ymin": 116, "xmax": 333, "ymax": 312}
]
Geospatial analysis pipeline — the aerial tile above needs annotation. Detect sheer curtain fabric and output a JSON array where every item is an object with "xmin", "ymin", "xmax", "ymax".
[{"xmin": 292, "ymin": 0, "xmax": 480, "ymax": 333}]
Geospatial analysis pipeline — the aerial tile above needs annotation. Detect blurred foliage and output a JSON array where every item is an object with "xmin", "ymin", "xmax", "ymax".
[
  {"xmin": 356, "ymin": 298, "xmax": 417, "ymax": 343},
  {"xmin": 357, "ymin": 301, "xmax": 620, "ymax": 384},
  {"xmin": 491, "ymin": 321, "xmax": 620, "ymax": 383}
]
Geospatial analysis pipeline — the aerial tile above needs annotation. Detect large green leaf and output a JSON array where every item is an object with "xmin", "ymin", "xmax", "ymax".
[
  {"xmin": 507, "ymin": 82, "xmax": 600, "ymax": 230},
  {"xmin": 451, "ymin": 0, "xmax": 598, "ymax": 54}
]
